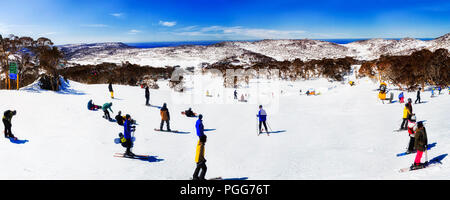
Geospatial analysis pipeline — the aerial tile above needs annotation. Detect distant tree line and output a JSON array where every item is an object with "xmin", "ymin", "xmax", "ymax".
[{"xmin": 358, "ymin": 48, "xmax": 449, "ymax": 90}]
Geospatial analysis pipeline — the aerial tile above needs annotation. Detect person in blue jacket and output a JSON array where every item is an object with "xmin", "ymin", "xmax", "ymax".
[
  {"xmin": 398, "ymin": 92, "xmax": 404, "ymax": 103},
  {"xmin": 196, "ymin": 114, "xmax": 205, "ymax": 138},
  {"xmin": 257, "ymin": 105, "xmax": 269, "ymax": 135},
  {"xmin": 123, "ymin": 114, "xmax": 135, "ymax": 157}
]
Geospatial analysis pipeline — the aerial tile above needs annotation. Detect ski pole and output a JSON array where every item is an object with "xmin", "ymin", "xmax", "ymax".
[{"xmin": 267, "ymin": 121, "xmax": 273, "ymax": 132}]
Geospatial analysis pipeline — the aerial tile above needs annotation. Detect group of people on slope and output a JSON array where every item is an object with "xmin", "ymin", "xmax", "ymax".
[{"xmin": 398, "ymin": 95, "xmax": 428, "ymax": 170}]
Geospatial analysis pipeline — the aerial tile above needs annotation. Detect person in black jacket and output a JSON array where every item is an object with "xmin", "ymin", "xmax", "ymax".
[
  {"xmin": 108, "ymin": 82, "xmax": 114, "ymax": 99},
  {"xmin": 145, "ymin": 86, "xmax": 150, "ymax": 106},
  {"xmin": 2, "ymin": 110, "xmax": 17, "ymax": 139},
  {"xmin": 115, "ymin": 111, "xmax": 125, "ymax": 126},
  {"xmin": 415, "ymin": 88, "xmax": 421, "ymax": 104}
]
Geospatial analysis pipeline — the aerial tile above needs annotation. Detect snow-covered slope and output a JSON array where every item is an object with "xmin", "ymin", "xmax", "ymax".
[
  {"xmin": 0, "ymin": 74, "xmax": 448, "ymax": 179},
  {"xmin": 61, "ymin": 33, "xmax": 450, "ymax": 67}
]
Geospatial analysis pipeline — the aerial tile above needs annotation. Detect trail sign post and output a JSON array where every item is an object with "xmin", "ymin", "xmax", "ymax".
[{"xmin": 8, "ymin": 62, "xmax": 19, "ymax": 90}]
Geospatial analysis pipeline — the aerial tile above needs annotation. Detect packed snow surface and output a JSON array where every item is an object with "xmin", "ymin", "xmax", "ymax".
[{"xmin": 0, "ymin": 76, "xmax": 449, "ymax": 179}]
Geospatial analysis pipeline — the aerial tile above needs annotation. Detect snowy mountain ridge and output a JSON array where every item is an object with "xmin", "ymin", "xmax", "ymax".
[{"xmin": 60, "ymin": 33, "xmax": 450, "ymax": 68}]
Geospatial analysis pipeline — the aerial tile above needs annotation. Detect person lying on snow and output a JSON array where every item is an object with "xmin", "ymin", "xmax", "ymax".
[
  {"xmin": 184, "ymin": 108, "xmax": 196, "ymax": 117},
  {"xmin": 87, "ymin": 100, "xmax": 102, "ymax": 110}
]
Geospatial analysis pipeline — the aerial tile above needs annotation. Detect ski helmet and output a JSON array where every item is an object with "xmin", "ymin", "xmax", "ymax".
[{"xmin": 411, "ymin": 115, "xmax": 416, "ymax": 121}]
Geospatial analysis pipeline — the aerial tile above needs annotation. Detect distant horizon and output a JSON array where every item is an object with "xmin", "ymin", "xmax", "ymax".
[{"xmin": 57, "ymin": 37, "xmax": 437, "ymax": 46}]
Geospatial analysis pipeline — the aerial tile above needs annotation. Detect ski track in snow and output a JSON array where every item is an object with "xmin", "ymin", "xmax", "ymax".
[{"xmin": 0, "ymin": 76, "xmax": 449, "ymax": 180}]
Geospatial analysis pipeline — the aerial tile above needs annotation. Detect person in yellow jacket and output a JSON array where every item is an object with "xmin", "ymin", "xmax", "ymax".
[
  {"xmin": 193, "ymin": 135, "xmax": 207, "ymax": 180},
  {"xmin": 159, "ymin": 103, "xmax": 171, "ymax": 131},
  {"xmin": 399, "ymin": 104, "xmax": 411, "ymax": 130}
]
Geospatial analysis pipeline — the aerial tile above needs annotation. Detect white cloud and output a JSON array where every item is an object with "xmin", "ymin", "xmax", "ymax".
[
  {"xmin": 82, "ymin": 24, "xmax": 109, "ymax": 28},
  {"xmin": 128, "ymin": 29, "xmax": 141, "ymax": 34},
  {"xmin": 174, "ymin": 25, "xmax": 306, "ymax": 39},
  {"xmin": 110, "ymin": 13, "xmax": 124, "ymax": 18},
  {"xmin": 159, "ymin": 21, "xmax": 177, "ymax": 27}
]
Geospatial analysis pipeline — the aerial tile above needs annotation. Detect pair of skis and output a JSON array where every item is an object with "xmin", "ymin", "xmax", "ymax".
[{"xmin": 114, "ymin": 153, "xmax": 150, "ymax": 159}]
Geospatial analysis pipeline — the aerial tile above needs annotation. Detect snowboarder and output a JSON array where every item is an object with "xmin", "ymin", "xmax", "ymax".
[
  {"xmin": 123, "ymin": 114, "xmax": 136, "ymax": 157},
  {"xmin": 257, "ymin": 105, "xmax": 269, "ymax": 135},
  {"xmin": 415, "ymin": 88, "xmax": 421, "ymax": 104},
  {"xmin": 184, "ymin": 108, "xmax": 196, "ymax": 117},
  {"xmin": 102, "ymin": 102, "xmax": 113, "ymax": 120},
  {"xmin": 398, "ymin": 92, "xmax": 404, "ymax": 103},
  {"xmin": 160, "ymin": 103, "xmax": 171, "ymax": 131},
  {"xmin": 406, "ymin": 114, "xmax": 417, "ymax": 153},
  {"xmin": 411, "ymin": 121, "xmax": 428, "ymax": 170},
  {"xmin": 145, "ymin": 86, "xmax": 150, "ymax": 106},
  {"xmin": 400, "ymin": 104, "xmax": 410, "ymax": 130},
  {"xmin": 196, "ymin": 114, "xmax": 205, "ymax": 138},
  {"xmin": 108, "ymin": 82, "xmax": 114, "ymax": 99},
  {"xmin": 115, "ymin": 111, "xmax": 125, "ymax": 126},
  {"xmin": 2, "ymin": 110, "xmax": 17, "ymax": 139},
  {"xmin": 87, "ymin": 99, "xmax": 101, "ymax": 110},
  {"xmin": 193, "ymin": 135, "xmax": 207, "ymax": 180}
]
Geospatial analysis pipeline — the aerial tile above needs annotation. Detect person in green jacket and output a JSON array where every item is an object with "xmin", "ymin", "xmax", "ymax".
[
  {"xmin": 102, "ymin": 102, "xmax": 113, "ymax": 120},
  {"xmin": 412, "ymin": 122, "xmax": 428, "ymax": 169}
]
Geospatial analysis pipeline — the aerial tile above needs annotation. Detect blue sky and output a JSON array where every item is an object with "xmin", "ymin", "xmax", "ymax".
[{"xmin": 0, "ymin": 0, "xmax": 449, "ymax": 44}]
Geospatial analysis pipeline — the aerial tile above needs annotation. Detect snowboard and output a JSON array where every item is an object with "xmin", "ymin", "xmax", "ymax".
[
  {"xmin": 396, "ymin": 143, "xmax": 436, "ymax": 157},
  {"xmin": 154, "ymin": 128, "xmax": 180, "ymax": 133},
  {"xmin": 114, "ymin": 153, "xmax": 150, "ymax": 159},
  {"xmin": 190, "ymin": 177, "xmax": 223, "ymax": 180},
  {"xmin": 399, "ymin": 162, "xmax": 442, "ymax": 173}
]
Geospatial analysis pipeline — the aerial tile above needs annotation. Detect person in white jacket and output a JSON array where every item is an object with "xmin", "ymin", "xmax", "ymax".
[{"xmin": 407, "ymin": 114, "xmax": 417, "ymax": 153}]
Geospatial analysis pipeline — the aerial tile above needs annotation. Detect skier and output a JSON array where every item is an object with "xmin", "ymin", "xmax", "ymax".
[
  {"xmin": 160, "ymin": 103, "xmax": 171, "ymax": 131},
  {"xmin": 415, "ymin": 88, "xmax": 421, "ymax": 104},
  {"xmin": 411, "ymin": 121, "xmax": 428, "ymax": 170},
  {"xmin": 108, "ymin": 82, "xmax": 114, "ymax": 99},
  {"xmin": 406, "ymin": 114, "xmax": 417, "ymax": 153},
  {"xmin": 123, "ymin": 114, "xmax": 136, "ymax": 157},
  {"xmin": 257, "ymin": 105, "xmax": 269, "ymax": 135},
  {"xmin": 193, "ymin": 135, "xmax": 207, "ymax": 180},
  {"xmin": 2, "ymin": 110, "xmax": 17, "ymax": 139},
  {"xmin": 196, "ymin": 114, "xmax": 205, "ymax": 138},
  {"xmin": 438, "ymin": 86, "xmax": 442, "ymax": 95},
  {"xmin": 145, "ymin": 86, "xmax": 150, "ymax": 106},
  {"xmin": 400, "ymin": 104, "xmax": 410, "ymax": 130},
  {"xmin": 234, "ymin": 90, "xmax": 238, "ymax": 100},
  {"xmin": 398, "ymin": 92, "xmax": 404, "ymax": 103},
  {"xmin": 102, "ymin": 102, "xmax": 113, "ymax": 120},
  {"xmin": 431, "ymin": 87, "xmax": 435, "ymax": 97},
  {"xmin": 115, "ymin": 111, "xmax": 125, "ymax": 126}
]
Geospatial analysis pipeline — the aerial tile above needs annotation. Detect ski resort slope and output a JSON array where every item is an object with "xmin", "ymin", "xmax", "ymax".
[{"xmin": 0, "ymin": 77, "xmax": 448, "ymax": 180}]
